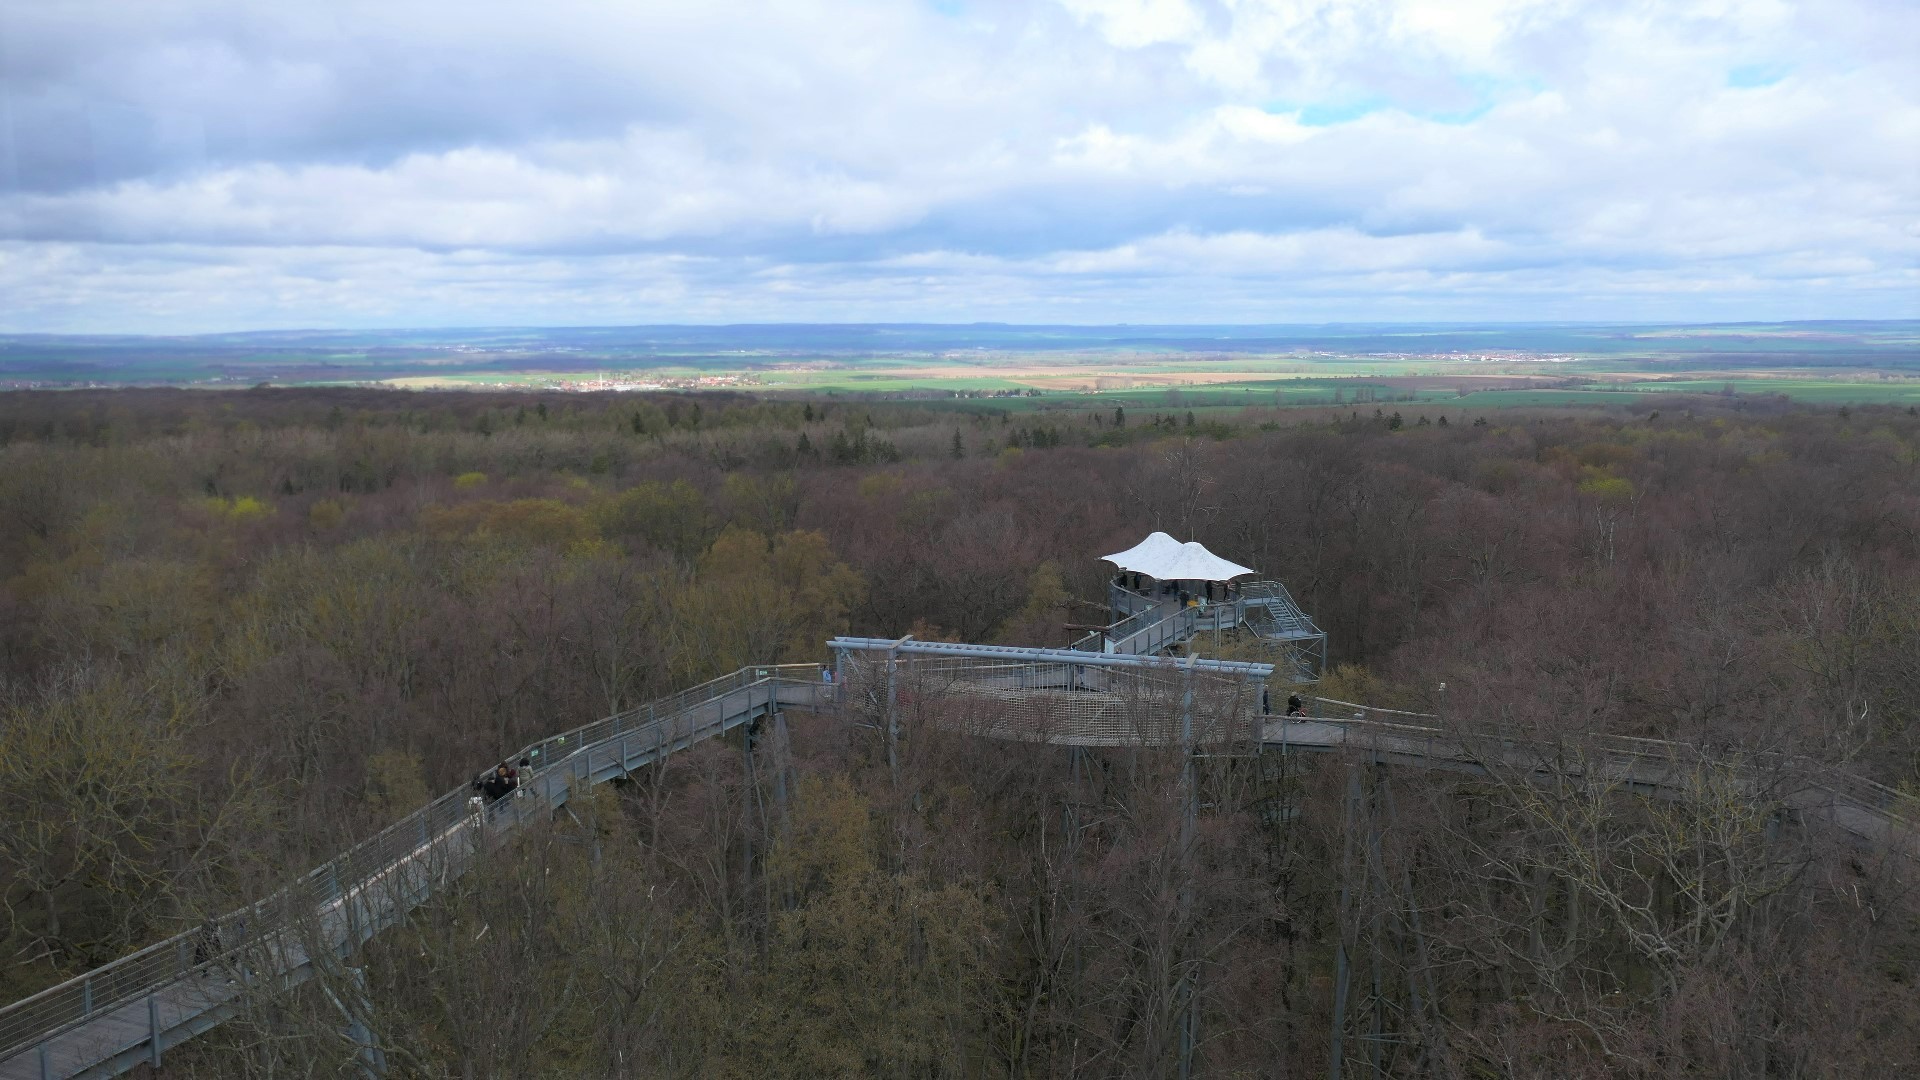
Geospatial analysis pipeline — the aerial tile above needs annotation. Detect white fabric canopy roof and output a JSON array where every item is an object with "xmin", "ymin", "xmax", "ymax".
[
  {"xmin": 1103, "ymin": 533, "xmax": 1256, "ymax": 582},
  {"xmin": 1103, "ymin": 531, "xmax": 1181, "ymax": 570}
]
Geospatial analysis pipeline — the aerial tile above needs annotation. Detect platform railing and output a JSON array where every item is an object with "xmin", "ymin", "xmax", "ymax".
[
  {"xmin": 1108, "ymin": 577, "xmax": 1325, "ymax": 652},
  {"xmin": 1107, "ymin": 603, "xmax": 1197, "ymax": 655},
  {"xmin": 1101, "ymin": 598, "xmax": 1180, "ymax": 652},
  {"xmin": 13, "ymin": 664, "xmax": 1912, "ymax": 1067},
  {"xmin": 0, "ymin": 665, "xmax": 823, "ymax": 1064}
]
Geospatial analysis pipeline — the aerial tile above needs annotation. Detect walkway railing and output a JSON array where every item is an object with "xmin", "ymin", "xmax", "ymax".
[
  {"xmin": 0, "ymin": 665, "xmax": 824, "ymax": 1069},
  {"xmin": 1104, "ymin": 577, "xmax": 1326, "ymax": 678},
  {"xmin": 11, "ymin": 661, "xmax": 1913, "ymax": 1074},
  {"xmin": 1288, "ymin": 695, "xmax": 1919, "ymax": 832},
  {"xmin": 1101, "ymin": 599, "xmax": 1191, "ymax": 654}
]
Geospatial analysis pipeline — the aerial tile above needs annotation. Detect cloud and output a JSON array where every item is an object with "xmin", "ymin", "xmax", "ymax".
[{"xmin": 0, "ymin": 0, "xmax": 1914, "ymax": 330}]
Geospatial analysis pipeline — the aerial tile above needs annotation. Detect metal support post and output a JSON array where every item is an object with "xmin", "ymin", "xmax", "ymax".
[
  {"xmin": 1367, "ymin": 791, "xmax": 1386, "ymax": 1079},
  {"xmin": 1177, "ymin": 653, "xmax": 1198, "ymax": 1080},
  {"xmin": 884, "ymin": 634, "xmax": 912, "ymax": 784},
  {"xmin": 1384, "ymin": 780, "xmax": 1447, "ymax": 1075},
  {"xmin": 332, "ymin": 966, "xmax": 387, "ymax": 1079},
  {"xmin": 1329, "ymin": 766, "xmax": 1361, "ymax": 1080},
  {"xmin": 148, "ymin": 993, "xmax": 162, "ymax": 1067},
  {"xmin": 741, "ymin": 718, "xmax": 757, "ymax": 886},
  {"xmin": 771, "ymin": 711, "xmax": 792, "ymax": 836}
]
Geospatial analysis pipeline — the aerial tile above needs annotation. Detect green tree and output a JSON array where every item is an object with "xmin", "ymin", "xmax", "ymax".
[
  {"xmin": 678, "ymin": 528, "xmax": 864, "ymax": 675},
  {"xmin": 592, "ymin": 480, "xmax": 712, "ymax": 562},
  {"xmin": 738, "ymin": 776, "xmax": 994, "ymax": 1076},
  {"xmin": 0, "ymin": 670, "xmax": 227, "ymax": 980},
  {"xmin": 994, "ymin": 561, "xmax": 1070, "ymax": 645}
]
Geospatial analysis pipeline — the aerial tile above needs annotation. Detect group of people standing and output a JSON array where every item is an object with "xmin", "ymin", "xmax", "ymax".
[
  {"xmin": 475, "ymin": 759, "xmax": 528, "ymax": 803},
  {"xmin": 1261, "ymin": 688, "xmax": 1307, "ymax": 717}
]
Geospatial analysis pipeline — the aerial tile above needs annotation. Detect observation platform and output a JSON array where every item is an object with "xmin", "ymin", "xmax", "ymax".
[{"xmin": 1076, "ymin": 531, "xmax": 1327, "ymax": 679}]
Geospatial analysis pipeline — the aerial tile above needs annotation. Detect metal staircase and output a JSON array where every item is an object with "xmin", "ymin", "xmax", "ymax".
[{"xmin": 1095, "ymin": 578, "xmax": 1327, "ymax": 678}]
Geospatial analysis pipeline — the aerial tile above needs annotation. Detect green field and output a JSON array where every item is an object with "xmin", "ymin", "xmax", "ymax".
[
  {"xmin": 777, "ymin": 375, "xmax": 1920, "ymax": 415},
  {"xmin": 6, "ymin": 323, "xmax": 1915, "ymax": 412}
]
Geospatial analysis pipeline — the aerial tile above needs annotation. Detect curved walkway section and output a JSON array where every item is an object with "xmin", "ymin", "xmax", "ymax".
[
  {"xmin": 5, "ymin": 657, "xmax": 1915, "ymax": 1078},
  {"xmin": 0, "ymin": 667, "xmax": 832, "ymax": 1080},
  {"xmin": 1271, "ymin": 697, "xmax": 1917, "ymax": 851}
]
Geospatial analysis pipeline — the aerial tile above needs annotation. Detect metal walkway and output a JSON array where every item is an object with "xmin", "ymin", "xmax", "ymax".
[
  {"xmin": 1269, "ymin": 698, "xmax": 1919, "ymax": 852},
  {"xmin": 0, "ymin": 667, "xmax": 832, "ymax": 1079},
  {"xmin": 6, "ymin": 660, "xmax": 1916, "ymax": 1076},
  {"xmin": 828, "ymin": 642, "xmax": 1918, "ymax": 849}
]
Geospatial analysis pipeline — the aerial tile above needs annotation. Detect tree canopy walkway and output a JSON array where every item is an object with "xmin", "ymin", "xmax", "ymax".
[
  {"xmin": 4, "ymin": 652, "xmax": 1913, "ymax": 1077},
  {"xmin": 0, "ymin": 667, "xmax": 830, "ymax": 1079}
]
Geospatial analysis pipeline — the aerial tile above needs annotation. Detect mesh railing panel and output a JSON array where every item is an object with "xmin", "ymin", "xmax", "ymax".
[{"xmin": 836, "ymin": 655, "xmax": 1263, "ymax": 749}]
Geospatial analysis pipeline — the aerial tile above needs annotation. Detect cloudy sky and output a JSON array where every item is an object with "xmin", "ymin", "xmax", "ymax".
[{"xmin": 2, "ymin": 0, "xmax": 1915, "ymax": 332}]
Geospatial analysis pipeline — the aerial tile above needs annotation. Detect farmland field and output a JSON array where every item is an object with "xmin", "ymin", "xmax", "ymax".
[{"xmin": 3, "ymin": 322, "xmax": 1915, "ymax": 412}]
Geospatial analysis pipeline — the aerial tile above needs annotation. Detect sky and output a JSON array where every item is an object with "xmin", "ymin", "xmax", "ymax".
[{"xmin": 1, "ymin": 0, "xmax": 1915, "ymax": 333}]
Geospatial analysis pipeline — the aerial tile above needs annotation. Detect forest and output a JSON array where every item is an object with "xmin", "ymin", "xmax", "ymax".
[{"xmin": 1, "ymin": 386, "xmax": 1916, "ymax": 1078}]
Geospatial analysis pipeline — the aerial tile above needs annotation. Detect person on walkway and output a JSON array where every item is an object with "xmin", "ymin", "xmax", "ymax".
[
  {"xmin": 478, "ymin": 763, "xmax": 516, "ymax": 802},
  {"xmin": 1286, "ymin": 694, "xmax": 1304, "ymax": 717},
  {"xmin": 193, "ymin": 919, "xmax": 221, "ymax": 968}
]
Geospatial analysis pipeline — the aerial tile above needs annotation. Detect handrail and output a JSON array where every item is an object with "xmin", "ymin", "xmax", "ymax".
[
  {"xmin": 1101, "ymin": 598, "xmax": 1177, "ymax": 648},
  {"xmin": 0, "ymin": 665, "xmax": 821, "ymax": 1063},
  {"xmin": 11, "ymin": 662, "xmax": 1913, "ymax": 1068},
  {"xmin": 1293, "ymin": 697, "xmax": 1918, "ymax": 829},
  {"xmin": 1110, "ymin": 607, "xmax": 1198, "ymax": 656}
]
